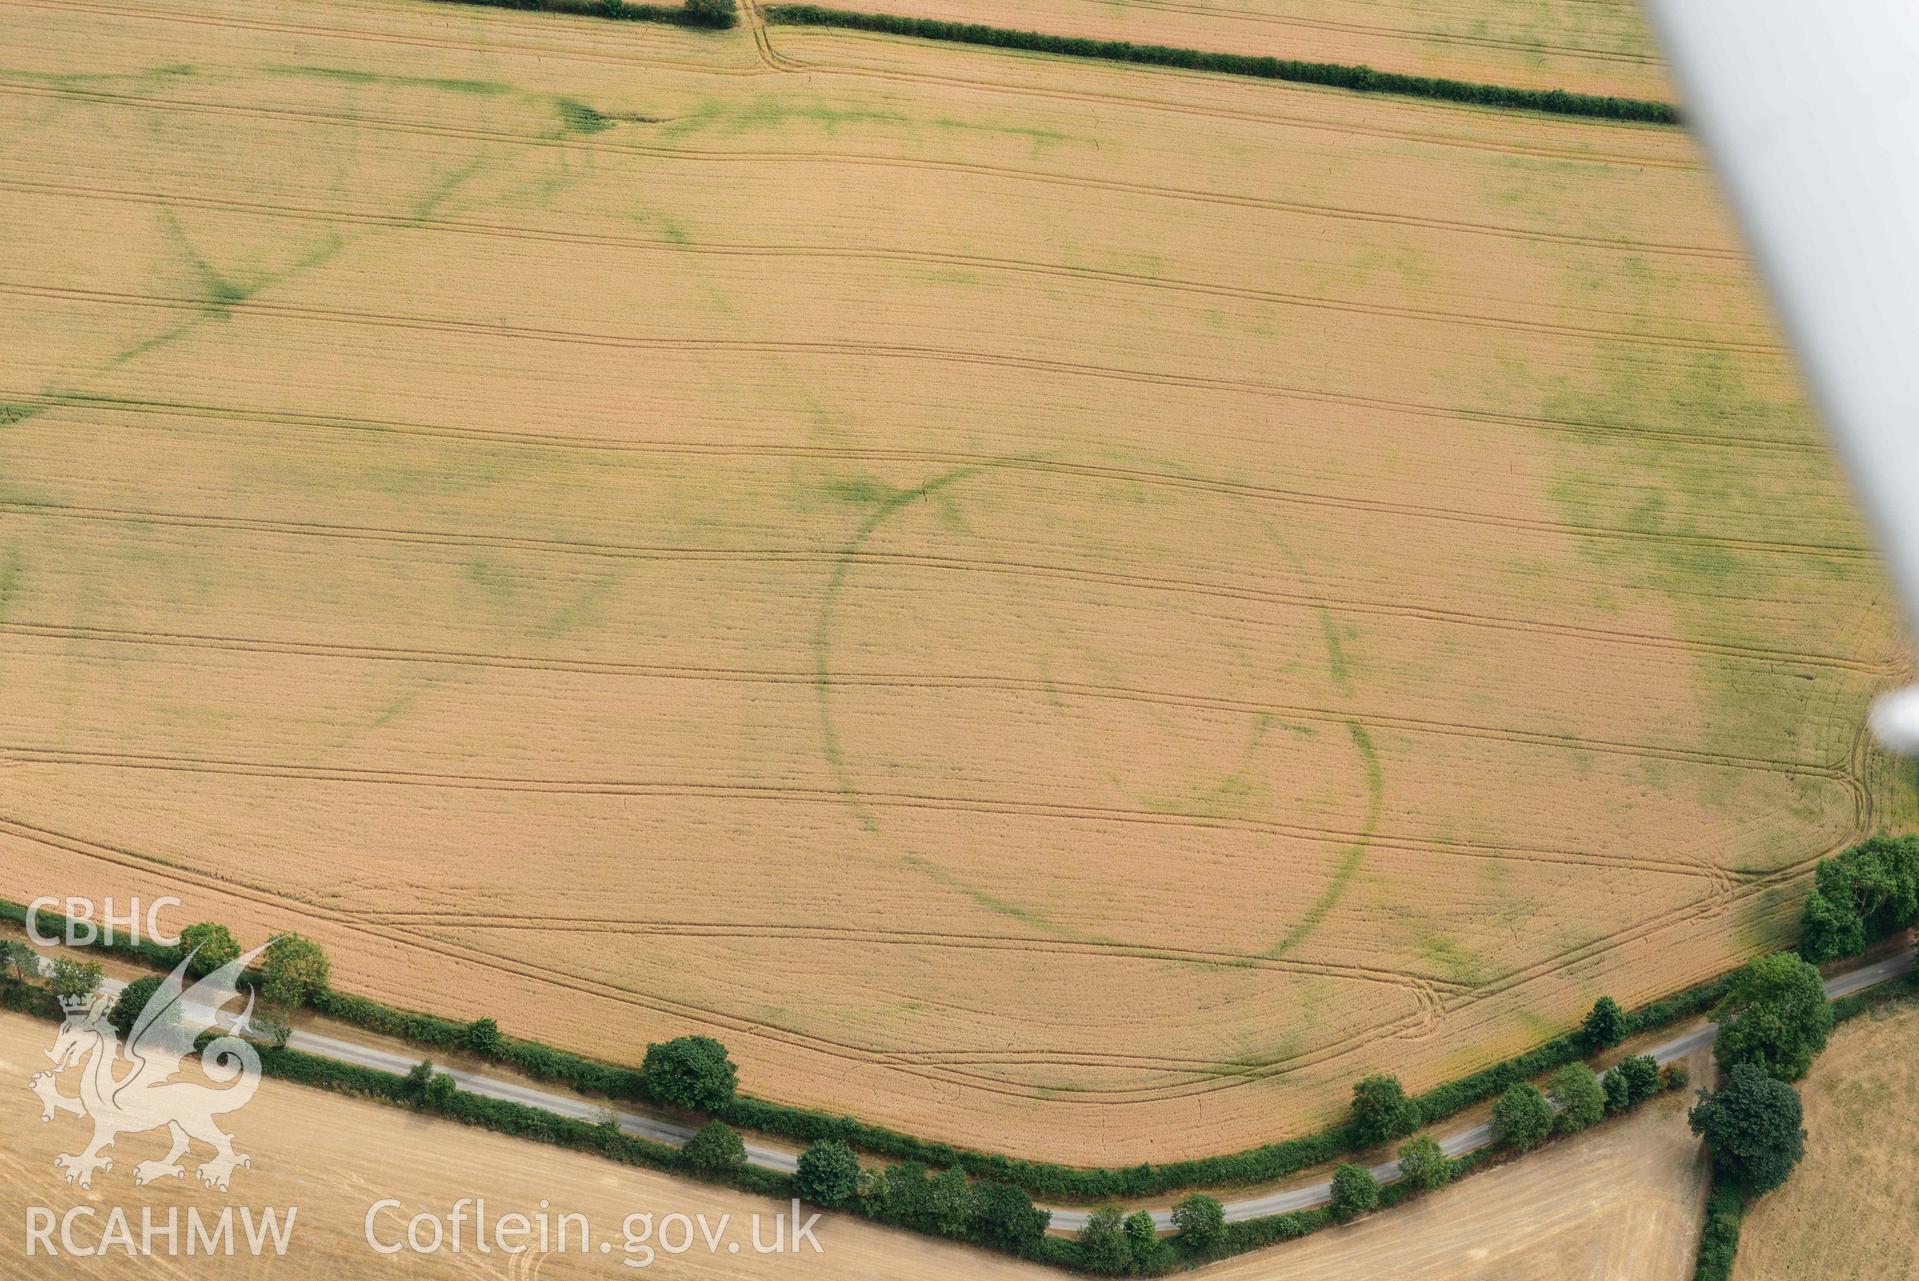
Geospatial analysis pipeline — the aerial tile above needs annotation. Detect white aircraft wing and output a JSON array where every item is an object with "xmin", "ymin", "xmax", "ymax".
[{"xmin": 1640, "ymin": 0, "xmax": 1919, "ymax": 750}]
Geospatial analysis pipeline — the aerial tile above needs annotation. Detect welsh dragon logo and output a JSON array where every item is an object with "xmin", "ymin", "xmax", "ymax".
[{"xmin": 29, "ymin": 943, "xmax": 270, "ymax": 1190}]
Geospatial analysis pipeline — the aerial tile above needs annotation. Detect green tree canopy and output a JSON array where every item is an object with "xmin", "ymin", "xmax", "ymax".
[
  {"xmin": 464, "ymin": 1017, "xmax": 502, "ymax": 1056},
  {"xmin": 46, "ymin": 956, "xmax": 103, "ymax": 1002},
  {"xmin": 928, "ymin": 1167, "xmax": 978, "ymax": 1237},
  {"xmin": 640, "ymin": 1035, "xmax": 739, "ymax": 1110},
  {"xmin": 259, "ymin": 934, "xmax": 330, "ymax": 1008},
  {"xmin": 1078, "ymin": 1206, "xmax": 1132, "ymax": 1275},
  {"xmin": 1171, "ymin": 1192, "xmax": 1225, "ymax": 1249},
  {"xmin": 1491, "ymin": 1082, "xmax": 1554, "ymax": 1151},
  {"xmin": 1616, "ymin": 1053, "xmax": 1662, "ymax": 1105},
  {"xmin": 1123, "ymin": 1209, "xmax": 1161, "ymax": 1268},
  {"xmin": 794, "ymin": 1139, "xmax": 861, "ymax": 1207},
  {"xmin": 1582, "ymin": 995, "xmax": 1629, "ymax": 1049},
  {"xmin": 177, "ymin": 922, "xmax": 241, "ymax": 978},
  {"xmin": 1798, "ymin": 836, "xmax": 1919, "ymax": 962},
  {"xmin": 1603, "ymin": 1068, "xmax": 1632, "ymax": 1114},
  {"xmin": 108, "ymin": 974, "xmax": 168, "ymax": 1039},
  {"xmin": 424, "ymin": 1072, "xmax": 458, "ymax": 1108},
  {"xmin": 1549, "ymin": 1063, "xmax": 1606, "ymax": 1134},
  {"xmin": 1713, "ymin": 953, "xmax": 1833, "ymax": 1082},
  {"xmin": 683, "ymin": 0, "xmax": 738, "ymax": 28},
  {"xmin": 1329, "ymin": 1163, "xmax": 1381, "ymax": 1221},
  {"xmin": 1689, "ymin": 1063, "xmax": 1806, "ymax": 1195},
  {"xmin": 1350, "ymin": 1072, "xmax": 1421, "ymax": 1147},
  {"xmin": 680, "ymin": 1120, "xmax": 747, "ymax": 1172},
  {"xmin": 1395, "ymin": 1134, "xmax": 1452, "ymax": 1192},
  {"xmin": 975, "ymin": 1181, "xmax": 1048, "ymax": 1249}
]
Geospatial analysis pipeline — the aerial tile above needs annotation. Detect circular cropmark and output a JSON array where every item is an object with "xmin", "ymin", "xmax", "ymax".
[{"xmin": 811, "ymin": 450, "xmax": 1384, "ymax": 958}]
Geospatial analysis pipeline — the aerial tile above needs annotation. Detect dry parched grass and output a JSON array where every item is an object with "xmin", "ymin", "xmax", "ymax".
[{"xmin": 1733, "ymin": 1002, "xmax": 1919, "ymax": 1281}]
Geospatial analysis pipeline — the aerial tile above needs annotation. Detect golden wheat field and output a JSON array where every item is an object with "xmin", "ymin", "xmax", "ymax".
[
  {"xmin": 801, "ymin": 0, "xmax": 1674, "ymax": 101},
  {"xmin": 0, "ymin": 0, "xmax": 1909, "ymax": 1165}
]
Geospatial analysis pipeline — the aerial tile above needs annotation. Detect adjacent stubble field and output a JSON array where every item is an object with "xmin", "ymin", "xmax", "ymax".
[
  {"xmin": 0, "ymin": 0, "xmax": 1907, "ymax": 1164},
  {"xmin": 1732, "ymin": 1000, "xmax": 1919, "ymax": 1281}
]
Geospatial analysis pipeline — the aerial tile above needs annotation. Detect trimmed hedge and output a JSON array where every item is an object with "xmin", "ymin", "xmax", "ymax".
[
  {"xmin": 0, "ymin": 895, "xmax": 1738, "ymax": 1204},
  {"xmin": 0, "ymin": 956, "xmax": 1764, "ymax": 1279},
  {"xmin": 762, "ymin": 6, "xmax": 1678, "ymax": 124},
  {"xmin": 1692, "ymin": 1173, "xmax": 1744, "ymax": 1281},
  {"xmin": 423, "ymin": 0, "xmax": 737, "ymax": 27}
]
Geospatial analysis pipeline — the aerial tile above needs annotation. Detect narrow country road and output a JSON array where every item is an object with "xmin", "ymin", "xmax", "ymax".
[{"xmin": 70, "ymin": 947, "xmax": 1914, "ymax": 1232}]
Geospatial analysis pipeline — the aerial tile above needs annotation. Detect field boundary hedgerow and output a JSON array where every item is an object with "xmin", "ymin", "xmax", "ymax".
[
  {"xmin": 0, "ymin": 953, "xmax": 1671, "ymax": 1275},
  {"xmin": 758, "ymin": 6, "xmax": 1680, "ymax": 124},
  {"xmin": 0, "ymin": 896, "xmax": 1723, "ymax": 1198},
  {"xmin": 424, "ymin": 0, "xmax": 739, "ymax": 29},
  {"xmin": 414, "ymin": 0, "xmax": 1678, "ymax": 124},
  {"xmin": 8, "ymin": 897, "xmax": 1913, "ymax": 1275}
]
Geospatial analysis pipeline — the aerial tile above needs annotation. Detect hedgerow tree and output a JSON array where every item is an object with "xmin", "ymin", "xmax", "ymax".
[
  {"xmin": 1713, "ymin": 953, "xmax": 1832, "ymax": 1082},
  {"xmin": 682, "ymin": 0, "xmax": 737, "ymax": 27},
  {"xmin": 929, "ymin": 1168, "xmax": 978, "ymax": 1237},
  {"xmin": 108, "ymin": 975, "xmax": 167, "ymax": 1038},
  {"xmin": 1329, "ymin": 1163, "xmax": 1380, "ymax": 1221},
  {"xmin": 1603, "ymin": 1069, "xmax": 1632, "ymax": 1114},
  {"xmin": 876, "ymin": 1162, "xmax": 931, "ymax": 1224},
  {"xmin": 1689, "ymin": 1064, "xmax": 1806, "ymax": 1195},
  {"xmin": 464, "ymin": 1017, "xmax": 502, "ymax": 1055},
  {"xmin": 1492, "ymin": 1082, "xmax": 1553, "ymax": 1151},
  {"xmin": 1616, "ymin": 1054, "xmax": 1662, "ymax": 1105},
  {"xmin": 794, "ymin": 1138, "xmax": 861, "ymax": 1207},
  {"xmin": 1798, "ymin": 836, "xmax": 1919, "ymax": 962},
  {"xmin": 1396, "ymin": 1135, "xmax": 1451, "ymax": 1192},
  {"xmin": 1350, "ymin": 1073, "xmax": 1421, "ymax": 1147},
  {"xmin": 1581, "ymin": 995, "xmax": 1629, "ymax": 1049},
  {"xmin": 975, "ymin": 1181, "xmax": 1048, "ymax": 1249},
  {"xmin": 259, "ymin": 933, "xmax": 329, "ymax": 1007},
  {"xmin": 177, "ymin": 922, "xmax": 241, "ymax": 977},
  {"xmin": 640, "ymin": 1035, "xmax": 738, "ymax": 1109},
  {"xmin": 1171, "ymin": 1193, "xmax": 1225, "ymax": 1249},
  {"xmin": 424, "ymin": 1071, "xmax": 458, "ymax": 1108},
  {"xmin": 46, "ymin": 957, "xmax": 103, "ymax": 1002},
  {"xmin": 1078, "ymin": 1206, "xmax": 1131, "ymax": 1274},
  {"xmin": 405, "ymin": 1058, "xmax": 434, "ymax": 1097},
  {"xmin": 680, "ymin": 1120, "xmax": 746, "ymax": 1172},
  {"xmin": 1123, "ymin": 1210, "xmax": 1161, "ymax": 1268},
  {"xmin": 1549, "ymin": 1063, "xmax": 1606, "ymax": 1134},
  {"xmin": 0, "ymin": 939, "xmax": 37, "ymax": 983}
]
